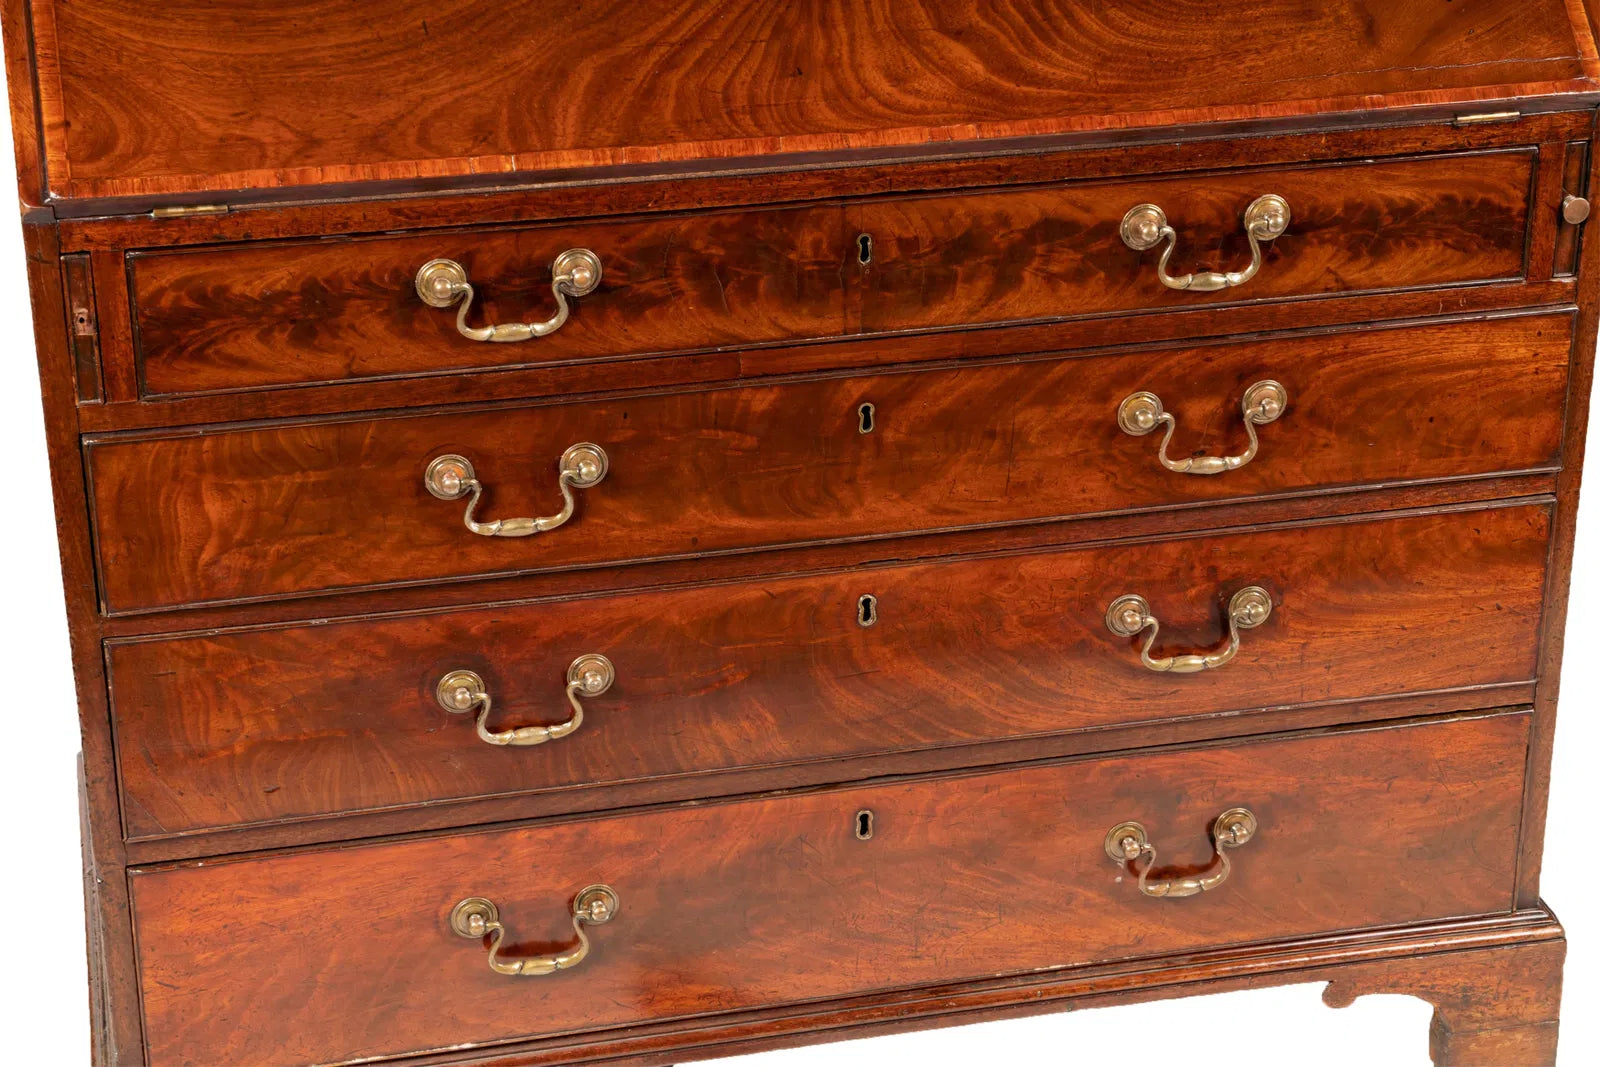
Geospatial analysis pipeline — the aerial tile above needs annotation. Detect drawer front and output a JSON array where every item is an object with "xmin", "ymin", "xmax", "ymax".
[
  {"xmin": 130, "ymin": 149, "xmax": 1535, "ymax": 397},
  {"xmin": 855, "ymin": 150, "xmax": 1533, "ymax": 333},
  {"xmin": 88, "ymin": 313, "xmax": 1568, "ymax": 612},
  {"xmin": 131, "ymin": 712, "xmax": 1529, "ymax": 1067},
  {"xmin": 108, "ymin": 503, "xmax": 1549, "ymax": 839},
  {"xmin": 131, "ymin": 202, "xmax": 850, "ymax": 396}
]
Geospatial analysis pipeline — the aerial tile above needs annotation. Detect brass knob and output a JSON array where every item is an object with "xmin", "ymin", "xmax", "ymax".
[{"xmin": 1563, "ymin": 195, "xmax": 1591, "ymax": 225}]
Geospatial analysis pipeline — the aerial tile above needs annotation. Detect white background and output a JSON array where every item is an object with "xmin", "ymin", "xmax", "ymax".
[{"xmin": 0, "ymin": 110, "xmax": 1593, "ymax": 1067}]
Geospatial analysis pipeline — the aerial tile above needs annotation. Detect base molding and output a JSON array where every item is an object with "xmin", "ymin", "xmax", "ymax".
[{"xmin": 378, "ymin": 907, "xmax": 1564, "ymax": 1067}]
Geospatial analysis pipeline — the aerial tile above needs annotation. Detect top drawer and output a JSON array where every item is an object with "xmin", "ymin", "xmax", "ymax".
[{"xmin": 129, "ymin": 149, "xmax": 1537, "ymax": 397}]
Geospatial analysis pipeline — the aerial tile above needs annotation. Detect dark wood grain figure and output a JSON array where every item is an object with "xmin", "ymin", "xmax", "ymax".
[
  {"xmin": 108, "ymin": 504, "xmax": 1549, "ymax": 839},
  {"xmin": 88, "ymin": 313, "xmax": 1570, "ymax": 613},
  {"xmin": 4, "ymin": 2, "xmax": 1596, "ymax": 1064},
  {"xmin": 24, "ymin": 0, "xmax": 1600, "ymax": 201},
  {"xmin": 127, "ymin": 151, "xmax": 1534, "ymax": 396},
  {"xmin": 130, "ymin": 713, "xmax": 1529, "ymax": 1067}
]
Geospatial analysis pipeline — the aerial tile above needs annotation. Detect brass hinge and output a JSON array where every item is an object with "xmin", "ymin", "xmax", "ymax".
[
  {"xmin": 150, "ymin": 203, "xmax": 230, "ymax": 219},
  {"xmin": 1453, "ymin": 110, "xmax": 1522, "ymax": 127}
]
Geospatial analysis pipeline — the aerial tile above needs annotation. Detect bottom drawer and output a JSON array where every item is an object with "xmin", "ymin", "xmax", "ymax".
[{"xmin": 131, "ymin": 711, "xmax": 1529, "ymax": 1067}]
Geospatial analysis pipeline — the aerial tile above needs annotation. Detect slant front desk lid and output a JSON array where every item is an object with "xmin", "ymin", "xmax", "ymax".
[{"xmin": 11, "ymin": 0, "xmax": 1600, "ymax": 207}]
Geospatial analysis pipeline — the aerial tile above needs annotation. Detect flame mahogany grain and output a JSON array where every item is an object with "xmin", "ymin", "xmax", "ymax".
[
  {"xmin": 23, "ymin": 0, "xmax": 1600, "ymax": 201},
  {"xmin": 127, "ymin": 150, "xmax": 1535, "ymax": 397},
  {"xmin": 107, "ymin": 503, "xmax": 1550, "ymax": 840},
  {"xmin": 128, "ymin": 712, "xmax": 1531, "ymax": 1067},
  {"xmin": 87, "ymin": 312, "xmax": 1570, "ymax": 614},
  {"xmin": 6, "ymin": 4, "xmax": 1598, "ymax": 1064}
]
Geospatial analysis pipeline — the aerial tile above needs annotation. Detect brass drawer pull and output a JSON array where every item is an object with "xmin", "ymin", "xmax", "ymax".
[
  {"xmin": 424, "ymin": 444, "xmax": 608, "ymax": 537},
  {"xmin": 436, "ymin": 655, "xmax": 614, "ymax": 747},
  {"xmin": 1117, "ymin": 380, "xmax": 1287, "ymax": 475},
  {"xmin": 1105, "ymin": 586, "xmax": 1272, "ymax": 674},
  {"xmin": 1104, "ymin": 809, "xmax": 1258, "ymax": 898},
  {"xmin": 1121, "ymin": 194, "xmax": 1289, "ymax": 292},
  {"xmin": 415, "ymin": 249, "xmax": 602, "ymax": 342},
  {"xmin": 450, "ymin": 885, "xmax": 619, "ymax": 976}
]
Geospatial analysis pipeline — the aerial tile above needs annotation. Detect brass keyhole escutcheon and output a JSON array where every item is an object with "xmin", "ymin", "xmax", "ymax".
[
  {"xmin": 855, "ymin": 810, "xmax": 875, "ymax": 840},
  {"xmin": 858, "ymin": 402, "xmax": 876, "ymax": 434},
  {"xmin": 857, "ymin": 594, "xmax": 878, "ymax": 627}
]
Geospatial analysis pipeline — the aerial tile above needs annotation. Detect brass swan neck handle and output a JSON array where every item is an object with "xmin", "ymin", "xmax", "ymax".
[
  {"xmin": 1105, "ymin": 586, "xmax": 1273, "ymax": 674},
  {"xmin": 1105, "ymin": 809, "xmax": 1259, "ymax": 898},
  {"xmin": 1121, "ymin": 194, "xmax": 1290, "ymax": 292},
  {"xmin": 416, "ymin": 249, "xmax": 602, "ymax": 342},
  {"xmin": 1117, "ymin": 380, "xmax": 1287, "ymax": 475},
  {"xmin": 424, "ymin": 444, "xmax": 608, "ymax": 537},
  {"xmin": 436, "ymin": 656, "xmax": 615, "ymax": 747},
  {"xmin": 450, "ymin": 886, "xmax": 620, "ymax": 976}
]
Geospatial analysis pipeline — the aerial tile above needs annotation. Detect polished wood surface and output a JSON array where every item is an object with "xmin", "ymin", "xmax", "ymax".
[
  {"xmin": 129, "ymin": 712, "xmax": 1530, "ymax": 1067},
  {"xmin": 854, "ymin": 152, "xmax": 1533, "ymax": 331},
  {"xmin": 59, "ymin": 113, "xmax": 1592, "ymax": 433},
  {"xmin": 24, "ymin": 1, "xmax": 1600, "ymax": 202},
  {"xmin": 108, "ymin": 503, "xmax": 1549, "ymax": 840},
  {"xmin": 1325, "ymin": 935, "xmax": 1566, "ymax": 1066},
  {"xmin": 132, "ymin": 202, "xmax": 847, "ymax": 396},
  {"xmin": 129, "ymin": 150, "xmax": 1535, "ymax": 396},
  {"xmin": 88, "ymin": 313, "xmax": 1569, "ymax": 613},
  {"xmin": 4, "ymin": 4, "xmax": 1595, "ymax": 1064}
]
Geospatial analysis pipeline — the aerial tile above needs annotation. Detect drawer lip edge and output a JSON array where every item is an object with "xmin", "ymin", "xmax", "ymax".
[
  {"xmin": 113, "ymin": 684, "xmax": 1539, "ymax": 849},
  {"xmin": 124, "ymin": 704, "xmax": 1533, "ymax": 873}
]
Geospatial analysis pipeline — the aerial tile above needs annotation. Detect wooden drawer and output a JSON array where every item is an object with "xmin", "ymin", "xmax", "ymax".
[
  {"xmin": 130, "ymin": 711, "xmax": 1529, "ymax": 1067},
  {"xmin": 107, "ymin": 503, "xmax": 1548, "ymax": 840},
  {"xmin": 129, "ymin": 148, "xmax": 1536, "ymax": 397},
  {"xmin": 87, "ymin": 313, "xmax": 1569, "ymax": 613}
]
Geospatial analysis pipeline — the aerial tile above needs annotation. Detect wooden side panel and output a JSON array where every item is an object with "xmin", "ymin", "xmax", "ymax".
[
  {"xmin": 87, "ymin": 313, "xmax": 1571, "ymax": 613},
  {"xmin": 128, "ymin": 151, "xmax": 1535, "ymax": 396},
  {"xmin": 108, "ymin": 504, "xmax": 1551, "ymax": 840},
  {"xmin": 2, "ymin": 0, "xmax": 45, "ymax": 206},
  {"xmin": 24, "ymin": 0, "xmax": 1597, "ymax": 200},
  {"xmin": 129, "ymin": 712, "xmax": 1531, "ymax": 1067}
]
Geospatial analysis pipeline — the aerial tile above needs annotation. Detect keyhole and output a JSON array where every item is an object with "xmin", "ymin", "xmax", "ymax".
[
  {"xmin": 857, "ymin": 233, "xmax": 872, "ymax": 264},
  {"xmin": 857, "ymin": 594, "xmax": 878, "ymax": 627},
  {"xmin": 855, "ymin": 809, "xmax": 875, "ymax": 840},
  {"xmin": 857, "ymin": 402, "xmax": 876, "ymax": 434}
]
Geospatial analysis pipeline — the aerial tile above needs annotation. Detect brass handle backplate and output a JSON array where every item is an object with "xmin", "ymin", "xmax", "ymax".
[
  {"xmin": 450, "ymin": 885, "xmax": 619, "ymax": 976},
  {"xmin": 436, "ymin": 655, "xmax": 615, "ymax": 747},
  {"xmin": 1118, "ymin": 380, "xmax": 1287, "ymax": 475},
  {"xmin": 424, "ymin": 444, "xmax": 607, "ymax": 537},
  {"xmin": 416, "ymin": 249, "xmax": 602, "ymax": 342},
  {"xmin": 1105, "ymin": 808, "xmax": 1258, "ymax": 898},
  {"xmin": 1121, "ymin": 194, "xmax": 1290, "ymax": 292},
  {"xmin": 1106, "ymin": 586, "xmax": 1272, "ymax": 674}
]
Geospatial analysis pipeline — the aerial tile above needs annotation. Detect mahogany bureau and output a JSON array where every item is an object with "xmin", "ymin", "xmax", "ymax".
[{"xmin": 4, "ymin": 2, "xmax": 1597, "ymax": 1064}]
